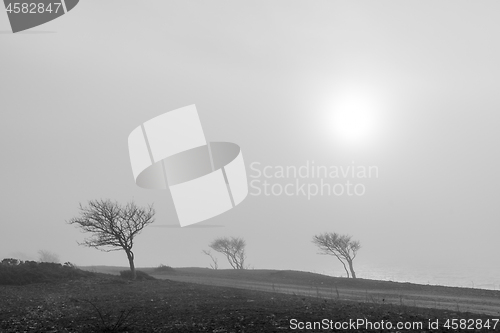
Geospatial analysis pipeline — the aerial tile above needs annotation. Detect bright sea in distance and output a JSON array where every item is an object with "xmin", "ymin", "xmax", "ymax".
[{"xmin": 311, "ymin": 262, "xmax": 500, "ymax": 291}]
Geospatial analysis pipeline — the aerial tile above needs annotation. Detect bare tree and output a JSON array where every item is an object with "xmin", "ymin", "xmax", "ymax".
[
  {"xmin": 312, "ymin": 232, "xmax": 360, "ymax": 279},
  {"xmin": 67, "ymin": 199, "xmax": 155, "ymax": 280},
  {"xmin": 202, "ymin": 249, "xmax": 219, "ymax": 270},
  {"xmin": 38, "ymin": 250, "xmax": 60, "ymax": 263},
  {"xmin": 209, "ymin": 237, "xmax": 246, "ymax": 269}
]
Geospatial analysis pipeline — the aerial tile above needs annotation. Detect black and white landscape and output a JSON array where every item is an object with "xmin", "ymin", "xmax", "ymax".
[{"xmin": 1, "ymin": 1, "xmax": 499, "ymax": 331}]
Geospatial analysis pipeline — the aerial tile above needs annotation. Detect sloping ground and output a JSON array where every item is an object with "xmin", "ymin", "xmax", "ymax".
[
  {"xmin": 146, "ymin": 268, "xmax": 500, "ymax": 316},
  {"xmin": 1, "ymin": 273, "xmax": 499, "ymax": 332}
]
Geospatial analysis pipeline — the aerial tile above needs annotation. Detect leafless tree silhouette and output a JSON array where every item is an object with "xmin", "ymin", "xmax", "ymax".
[
  {"xmin": 312, "ymin": 232, "xmax": 360, "ymax": 278},
  {"xmin": 38, "ymin": 250, "xmax": 60, "ymax": 263},
  {"xmin": 68, "ymin": 199, "xmax": 155, "ymax": 280},
  {"xmin": 202, "ymin": 249, "xmax": 219, "ymax": 269},
  {"xmin": 209, "ymin": 237, "xmax": 246, "ymax": 269}
]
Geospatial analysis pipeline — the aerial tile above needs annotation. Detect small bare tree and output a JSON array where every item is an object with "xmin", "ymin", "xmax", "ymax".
[
  {"xmin": 38, "ymin": 250, "xmax": 60, "ymax": 263},
  {"xmin": 312, "ymin": 232, "xmax": 360, "ymax": 279},
  {"xmin": 202, "ymin": 249, "xmax": 218, "ymax": 269},
  {"xmin": 68, "ymin": 199, "xmax": 155, "ymax": 280},
  {"xmin": 209, "ymin": 237, "xmax": 246, "ymax": 269}
]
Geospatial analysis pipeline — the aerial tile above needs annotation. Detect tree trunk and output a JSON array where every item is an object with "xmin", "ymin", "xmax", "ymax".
[
  {"xmin": 347, "ymin": 259, "xmax": 356, "ymax": 279},
  {"xmin": 338, "ymin": 259, "xmax": 350, "ymax": 278},
  {"xmin": 225, "ymin": 254, "xmax": 236, "ymax": 269},
  {"xmin": 126, "ymin": 251, "xmax": 136, "ymax": 280}
]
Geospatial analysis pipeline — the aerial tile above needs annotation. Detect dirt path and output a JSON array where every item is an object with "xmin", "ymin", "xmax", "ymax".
[{"xmin": 154, "ymin": 274, "xmax": 500, "ymax": 316}]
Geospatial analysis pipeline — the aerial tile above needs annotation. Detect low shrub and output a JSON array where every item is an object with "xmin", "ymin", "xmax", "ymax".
[
  {"xmin": 0, "ymin": 258, "xmax": 94, "ymax": 285},
  {"xmin": 155, "ymin": 264, "xmax": 175, "ymax": 273},
  {"xmin": 119, "ymin": 270, "xmax": 155, "ymax": 281},
  {"xmin": 63, "ymin": 261, "xmax": 77, "ymax": 269},
  {"xmin": 1, "ymin": 258, "xmax": 22, "ymax": 266}
]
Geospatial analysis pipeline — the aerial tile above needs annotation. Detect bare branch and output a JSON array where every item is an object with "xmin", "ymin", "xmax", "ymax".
[
  {"xmin": 209, "ymin": 236, "xmax": 246, "ymax": 269},
  {"xmin": 202, "ymin": 250, "xmax": 219, "ymax": 270},
  {"xmin": 312, "ymin": 232, "xmax": 360, "ymax": 279},
  {"xmin": 67, "ymin": 199, "xmax": 155, "ymax": 280}
]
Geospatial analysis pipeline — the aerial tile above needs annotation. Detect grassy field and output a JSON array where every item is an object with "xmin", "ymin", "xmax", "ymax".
[
  {"xmin": 84, "ymin": 266, "xmax": 500, "ymax": 316},
  {"xmin": 149, "ymin": 267, "xmax": 500, "ymax": 316},
  {"xmin": 1, "ymin": 265, "xmax": 499, "ymax": 332}
]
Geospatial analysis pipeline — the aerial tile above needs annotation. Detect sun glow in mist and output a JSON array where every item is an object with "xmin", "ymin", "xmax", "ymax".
[{"xmin": 328, "ymin": 92, "xmax": 382, "ymax": 147}]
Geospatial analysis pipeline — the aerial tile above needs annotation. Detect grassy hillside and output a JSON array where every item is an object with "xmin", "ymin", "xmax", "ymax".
[
  {"xmin": 81, "ymin": 265, "xmax": 500, "ymax": 300},
  {"xmin": 0, "ymin": 261, "xmax": 94, "ymax": 285},
  {"xmin": 78, "ymin": 265, "xmax": 500, "ymax": 316},
  {"xmin": 149, "ymin": 267, "xmax": 500, "ymax": 296},
  {"xmin": 1, "ymin": 270, "xmax": 499, "ymax": 332}
]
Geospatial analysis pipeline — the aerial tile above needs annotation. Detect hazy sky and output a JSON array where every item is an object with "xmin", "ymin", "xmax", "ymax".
[{"xmin": 1, "ymin": 1, "xmax": 499, "ymax": 286}]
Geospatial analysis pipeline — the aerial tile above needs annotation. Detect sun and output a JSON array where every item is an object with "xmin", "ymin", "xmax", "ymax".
[{"xmin": 329, "ymin": 95, "xmax": 379, "ymax": 146}]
